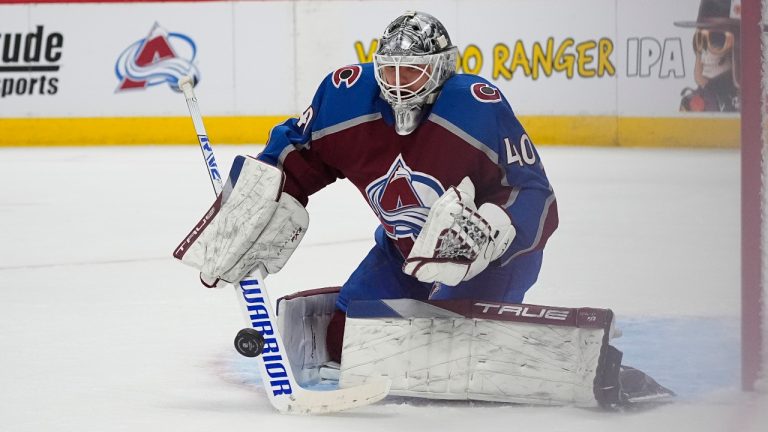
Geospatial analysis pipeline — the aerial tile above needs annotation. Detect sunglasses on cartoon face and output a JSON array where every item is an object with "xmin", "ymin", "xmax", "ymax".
[{"xmin": 693, "ymin": 29, "xmax": 735, "ymax": 55}]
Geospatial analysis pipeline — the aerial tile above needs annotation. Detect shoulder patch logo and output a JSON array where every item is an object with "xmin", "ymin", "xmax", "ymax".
[
  {"xmin": 471, "ymin": 83, "xmax": 502, "ymax": 103},
  {"xmin": 332, "ymin": 65, "xmax": 362, "ymax": 88}
]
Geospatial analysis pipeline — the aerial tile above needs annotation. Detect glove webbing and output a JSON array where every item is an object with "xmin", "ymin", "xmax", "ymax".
[{"xmin": 434, "ymin": 205, "xmax": 491, "ymax": 261}]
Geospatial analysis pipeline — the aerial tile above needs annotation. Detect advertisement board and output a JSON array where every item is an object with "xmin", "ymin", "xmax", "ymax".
[{"xmin": 0, "ymin": 0, "xmax": 741, "ymax": 147}]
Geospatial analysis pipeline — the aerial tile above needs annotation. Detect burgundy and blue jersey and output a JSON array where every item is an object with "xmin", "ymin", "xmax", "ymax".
[{"xmin": 257, "ymin": 63, "xmax": 558, "ymax": 268}]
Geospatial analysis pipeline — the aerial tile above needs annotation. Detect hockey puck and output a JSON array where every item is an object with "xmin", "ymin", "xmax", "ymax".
[{"xmin": 234, "ymin": 328, "xmax": 265, "ymax": 358}]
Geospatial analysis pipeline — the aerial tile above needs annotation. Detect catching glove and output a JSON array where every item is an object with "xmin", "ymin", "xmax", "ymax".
[{"xmin": 402, "ymin": 177, "xmax": 515, "ymax": 285}]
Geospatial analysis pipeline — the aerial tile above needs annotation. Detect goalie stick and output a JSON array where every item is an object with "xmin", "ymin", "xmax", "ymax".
[{"xmin": 177, "ymin": 76, "xmax": 391, "ymax": 414}]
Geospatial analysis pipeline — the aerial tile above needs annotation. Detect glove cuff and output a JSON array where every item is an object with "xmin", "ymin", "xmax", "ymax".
[{"xmin": 477, "ymin": 203, "xmax": 515, "ymax": 262}]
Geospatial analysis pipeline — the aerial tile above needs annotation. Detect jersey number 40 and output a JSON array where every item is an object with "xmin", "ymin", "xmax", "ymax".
[{"xmin": 504, "ymin": 134, "xmax": 536, "ymax": 166}]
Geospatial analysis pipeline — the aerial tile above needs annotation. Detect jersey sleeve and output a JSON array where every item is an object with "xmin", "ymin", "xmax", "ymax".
[
  {"xmin": 256, "ymin": 73, "xmax": 343, "ymax": 206},
  {"xmin": 432, "ymin": 77, "xmax": 558, "ymax": 266},
  {"xmin": 490, "ymin": 109, "xmax": 558, "ymax": 265}
]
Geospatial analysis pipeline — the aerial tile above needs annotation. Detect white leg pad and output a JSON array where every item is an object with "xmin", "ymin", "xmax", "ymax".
[
  {"xmin": 276, "ymin": 289, "xmax": 339, "ymax": 386},
  {"xmin": 339, "ymin": 299, "xmax": 617, "ymax": 407}
]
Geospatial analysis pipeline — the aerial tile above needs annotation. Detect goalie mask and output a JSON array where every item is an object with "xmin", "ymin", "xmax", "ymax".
[{"xmin": 373, "ymin": 11, "xmax": 458, "ymax": 135}]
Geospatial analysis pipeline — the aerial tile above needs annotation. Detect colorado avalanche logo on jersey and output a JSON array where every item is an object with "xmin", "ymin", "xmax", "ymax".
[
  {"xmin": 366, "ymin": 156, "xmax": 444, "ymax": 240},
  {"xmin": 332, "ymin": 65, "xmax": 362, "ymax": 88}
]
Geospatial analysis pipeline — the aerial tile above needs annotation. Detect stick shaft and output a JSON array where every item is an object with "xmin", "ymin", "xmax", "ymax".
[{"xmin": 179, "ymin": 77, "xmax": 224, "ymax": 196}]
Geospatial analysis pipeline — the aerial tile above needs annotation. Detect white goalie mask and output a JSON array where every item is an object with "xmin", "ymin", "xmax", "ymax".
[{"xmin": 373, "ymin": 11, "xmax": 458, "ymax": 135}]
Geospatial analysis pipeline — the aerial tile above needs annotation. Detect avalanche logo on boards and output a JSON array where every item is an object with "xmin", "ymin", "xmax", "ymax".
[
  {"xmin": 115, "ymin": 22, "xmax": 200, "ymax": 92},
  {"xmin": 366, "ymin": 155, "xmax": 444, "ymax": 241}
]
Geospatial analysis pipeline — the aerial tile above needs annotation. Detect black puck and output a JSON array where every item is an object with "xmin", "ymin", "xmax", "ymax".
[{"xmin": 234, "ymin": 328, "xmax": 265, "ymax": 358}]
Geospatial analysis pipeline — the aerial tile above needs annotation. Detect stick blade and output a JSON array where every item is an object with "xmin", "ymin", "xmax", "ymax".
[{"xmin": 278, "ymin": 378, "xmax": 391, "ymax": 415}]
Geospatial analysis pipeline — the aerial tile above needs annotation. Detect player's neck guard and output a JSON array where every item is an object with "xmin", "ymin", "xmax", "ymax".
[{"xmin": 392, "ymin": 104, "xmax": 423, "ymax": 136}]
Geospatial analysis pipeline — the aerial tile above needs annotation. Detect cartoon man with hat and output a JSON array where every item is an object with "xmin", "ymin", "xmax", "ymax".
[{"xmin": 675, "ymin": 0, "xmax": 741, "ymax": 112}]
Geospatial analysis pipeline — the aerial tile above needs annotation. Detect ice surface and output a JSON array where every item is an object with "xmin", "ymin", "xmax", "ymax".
[{"xmin": 0, "ymin": 145, "xmax": 764, "ymax": 431}]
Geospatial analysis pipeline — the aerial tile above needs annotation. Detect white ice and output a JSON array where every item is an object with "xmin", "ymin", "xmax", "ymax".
[{"xmin": 0, "ymin": 145, "xmax": 764, "ymax": 431}]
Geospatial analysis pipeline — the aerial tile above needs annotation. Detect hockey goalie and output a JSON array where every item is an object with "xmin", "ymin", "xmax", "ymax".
[{"xmin": 174, "ymin": 10, "xmax": 674, "ymax": 409}]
